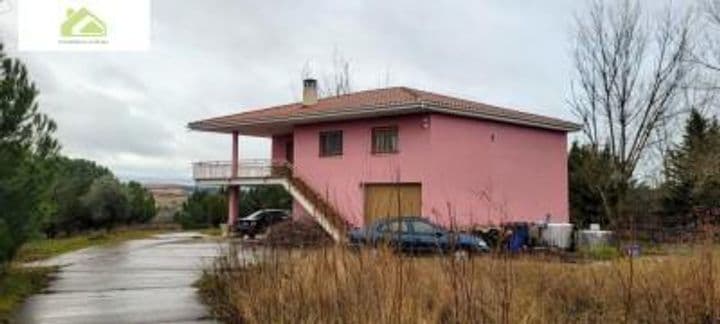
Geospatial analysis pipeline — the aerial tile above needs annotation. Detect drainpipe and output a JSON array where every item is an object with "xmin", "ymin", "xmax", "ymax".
[{"xmin": 227, "ymin": 131, "xmax": 240, "ymax": 234}]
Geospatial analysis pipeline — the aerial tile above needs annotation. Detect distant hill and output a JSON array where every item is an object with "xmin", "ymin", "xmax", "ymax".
[
  {"xmin": 144, "ymin": 183, "xmax": 194, "ymax": 192},
  {"xmin": 144, "ymin": 183, "xmax": 192, "ymax": 223}
]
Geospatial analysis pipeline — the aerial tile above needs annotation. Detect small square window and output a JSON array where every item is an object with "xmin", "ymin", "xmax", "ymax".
[
  {"xmin": 319, "ymin": 130, "xmax": 343, "ymax": 156},
  {"xmin": 372, "ymin": 126, "xmax": 398, "ymax": 154}
]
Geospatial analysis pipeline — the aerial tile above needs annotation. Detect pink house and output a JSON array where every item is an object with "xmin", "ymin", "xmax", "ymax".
[{"xmin": 189, "ymin": 80, "xmax": 580, "ymax": 240}]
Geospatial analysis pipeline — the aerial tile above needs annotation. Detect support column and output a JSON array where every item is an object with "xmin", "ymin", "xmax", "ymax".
[
  {"xmin": 231, "ymin": 131, "xmax": 239, "ymax": 178},
  {"xmin": 228, "ymin": 187, "xmax": 239, "ymax": 227},
  {"xmin": 227, "ymin": 131, "xmax": 240, "ymax": 232}
]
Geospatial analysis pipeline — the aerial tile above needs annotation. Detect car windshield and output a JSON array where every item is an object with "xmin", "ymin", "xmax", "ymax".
[
  {"xmin": 242, "ymin": 211, "xmax": 264, "ymax": 221},
  {"xmin": 271, "ymin": 211, "xmax": 287, "ymax": 218}
]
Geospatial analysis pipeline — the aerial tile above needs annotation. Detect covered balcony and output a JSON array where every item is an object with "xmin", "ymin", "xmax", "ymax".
[
  {"xmin": 192, "ymin": 159, "xmax": 291, "ymax": 185},
  {"xmin": 191, "ymin": 157, "xmax": 345, "ymax": 241},
  {"xmin": 186, "ymin": 79, "xmax": 347, "ymax": 240}
]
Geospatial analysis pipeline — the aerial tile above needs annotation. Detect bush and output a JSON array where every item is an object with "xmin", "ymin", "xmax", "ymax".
[
  {"xmin": 174, "ymin": 190, "xmax": 227, "ymax": 229},
  {"xmin": 40, "ymin": 158, "xmax": 156, "ymax": 236},
  {"xmin": 124, "ymin": 181, "xmax": 156, "ymax": 224},
  {"xmin": 175, "ymin": 186, "xmax": 292, "ymax": 230},
  {"xmin": 264, "ymin": 220, "xmax": 333, "ymax": 247},
  {"xmin": 0, "ymin": 220, "xmax": 12, "ymax": 268},
  {"xmin": 41, "ymin": 157, "xmax": 112, "ymax": 236},
  {"xmin": 238, "ymin": 186, "xmax": 292, "ymax": 219},
  {"xmin": 81, "ymin": 176, "xmax": 129, "ymax": 231}
]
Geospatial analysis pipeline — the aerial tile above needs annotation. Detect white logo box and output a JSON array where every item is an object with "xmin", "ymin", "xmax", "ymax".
[{"xmin": 18, "ymin": 0, "xmax": 150, "ymax": 51}]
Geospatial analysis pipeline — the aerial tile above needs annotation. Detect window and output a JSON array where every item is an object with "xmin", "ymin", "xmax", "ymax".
[
  {"xmin": 378, "ymin": 220, "xmax": 409, "ymax": 233},
  {"xmin": 372, "ymin": 126, "xmax": 398, "ymax": 154},
  {"xmin": 319, "ymin": 130, "xmax": 343, "ymax": 156},
  {"xmin": 412, "ymin": 220, "xmax": 440, "ymax": 235},
  {"xmin": 269, "ymin": 211, "xmax": 288, "ymax": 220}
]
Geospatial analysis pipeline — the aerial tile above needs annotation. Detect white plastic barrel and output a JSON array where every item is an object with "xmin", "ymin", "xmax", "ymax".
[{"xmin": 542, "ymin": 223, "xmax": 573, "ymax": 249}]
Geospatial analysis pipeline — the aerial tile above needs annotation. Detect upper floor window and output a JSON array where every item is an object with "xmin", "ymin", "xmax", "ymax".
[
  {"xmin": 319, "ymin": 130, "xmax": 343, "ymax": 156},
  {"xmin": 372, "ymin": 126, "xmax": 398, "ymax": 154}
]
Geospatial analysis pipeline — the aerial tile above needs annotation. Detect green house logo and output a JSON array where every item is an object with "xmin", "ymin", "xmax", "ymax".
[{"xmin": 61, "ymin": 7, "xmax": 106, "ymax": 37}]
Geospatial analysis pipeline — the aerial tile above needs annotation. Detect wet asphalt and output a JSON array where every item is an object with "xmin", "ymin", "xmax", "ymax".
[{"xmin": 12, "ymin": 232, "xmax": 252, "ymax": 324}]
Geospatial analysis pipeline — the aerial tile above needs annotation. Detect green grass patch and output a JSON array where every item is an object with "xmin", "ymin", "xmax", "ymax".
[
  {"xmin": 197, "ymin": 227, "xmax": 222, "ymax": 237},
  {"xmin": 642, "ymin": 243, "xmax": 695, "ymax": 256},
  {"xmin": 15, "ymin": 228, "xmax": 170, "ymax": 263},
  {"xmin": 0, "ymin": 266, "xmax": 56, "ymax": 321}
]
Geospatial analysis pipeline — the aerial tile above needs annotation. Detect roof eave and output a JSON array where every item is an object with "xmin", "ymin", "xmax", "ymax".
[
  {"xmin": 188, "ymin": 103, "xmax": 582, "ymax": 134},
  {"xmin": 425, "ymin": 104, "xmax": 582, "ymax": 132},
  {"xmin": 187, "ymin": 104, "xmax": 425, "ymax": 135}
]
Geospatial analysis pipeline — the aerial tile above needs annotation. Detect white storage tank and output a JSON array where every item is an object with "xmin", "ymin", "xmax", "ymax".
[
  {"xmin": 577, "ymin": 223, "xmax": 614, "ymax": 248},
  {"xmin": 542, "ymin": 223, "xmax": 573, "ymax": 249}
]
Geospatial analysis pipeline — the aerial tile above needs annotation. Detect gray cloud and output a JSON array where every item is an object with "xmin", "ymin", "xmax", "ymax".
[{"xmin": 0, "ymin": 0, "xmax": 668, "ymax": 182}]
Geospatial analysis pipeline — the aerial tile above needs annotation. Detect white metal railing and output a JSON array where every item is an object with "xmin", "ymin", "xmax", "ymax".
[{"xmin": 192, "ymin": 159, "xmax": 289, "ymax": 180}]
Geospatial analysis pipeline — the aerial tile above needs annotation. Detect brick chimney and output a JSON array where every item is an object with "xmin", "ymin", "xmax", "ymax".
[{"xmin": 302, "ymin": 79, "xmax": 318, "ymax": 106}]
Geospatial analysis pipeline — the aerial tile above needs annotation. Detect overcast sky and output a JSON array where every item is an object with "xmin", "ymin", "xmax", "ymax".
[{"xmin": 0, "ymin": 0, "xmax": 600, "ymax": 183}]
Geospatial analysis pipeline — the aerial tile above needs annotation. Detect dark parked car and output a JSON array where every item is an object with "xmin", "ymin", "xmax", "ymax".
[
  {"xmin": 234, "ymin": 209, "xmax": 290, "ymax": 238},
  {"xmin": 348, "ymin": 217, "xmax": 490, "ymax": 256}
]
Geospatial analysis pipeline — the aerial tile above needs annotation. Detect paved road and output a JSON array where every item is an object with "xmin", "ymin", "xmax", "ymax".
[{"xmin": 13, "ymin": 232, "xmax": 252, "ymax": 324}]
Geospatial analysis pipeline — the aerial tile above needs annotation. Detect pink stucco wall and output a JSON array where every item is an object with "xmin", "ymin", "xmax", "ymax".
[
  {"xmin": 426, "ymin": 114, "xmax": 568, "ymax": 226},
  {"xmin": 271, "ymin": 134, "xmax": 291, "ymax": 163},
  {"xmin": 271, "ymin": 113, "xmax": 569, "ymax": 228},
  {"xmin": 271, "ymin": 134, "xmax": 308, "ymax": 221}
]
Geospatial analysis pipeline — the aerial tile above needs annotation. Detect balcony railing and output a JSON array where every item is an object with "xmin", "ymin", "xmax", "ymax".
[{"xmin": 192, "ymin": 159, "xmax": 290, "ymax": 181}]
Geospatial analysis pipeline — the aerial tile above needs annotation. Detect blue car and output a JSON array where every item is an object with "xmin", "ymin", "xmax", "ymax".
[{"xmin": 348, "ymin": 217, "xmax": 490, "ymax": 255}]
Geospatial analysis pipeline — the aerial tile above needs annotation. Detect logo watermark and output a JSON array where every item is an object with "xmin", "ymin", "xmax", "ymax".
[
  {"xmin": 59, "ymin": 7, "xmax": 108, "ymax": 44},
  {"xmin": 19, "ymin": 0, "xmax": 149, "ymax": 51}
]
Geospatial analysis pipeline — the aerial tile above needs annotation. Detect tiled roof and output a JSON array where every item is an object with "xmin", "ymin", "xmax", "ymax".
[{"xmin": 188, "ymin": 87, "xmax": 581, "ymax": 133}]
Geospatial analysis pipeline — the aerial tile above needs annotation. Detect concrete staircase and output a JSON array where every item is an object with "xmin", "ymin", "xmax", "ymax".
[
  {"xmin": 193, "ymin": 161, "xmax": 348, "ymax": 242},
  {"xmin": 273, "ymin": 165, "xmax": 349, "ymax": 242}
]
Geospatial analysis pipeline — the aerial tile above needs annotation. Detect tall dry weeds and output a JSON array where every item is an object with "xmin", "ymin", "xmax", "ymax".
[{"xmin": 198, "ymin": 245, "xmax": 720, "ymax": 324}]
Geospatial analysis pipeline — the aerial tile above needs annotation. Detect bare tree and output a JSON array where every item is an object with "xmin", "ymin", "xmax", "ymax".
[
  {"xmin": 378, "ymin": 64, "xmax": 392, "ymax": 88},
  {"xmin": 298, "ymin": 49, "xmax": 353, "ymax": 98},
  {"xmin": 693, "ymin": 0, "xmax": 720, "ymax": 73},
  {"xmin": 320, "ymin": 48, "xmax": 352, "ymax": 97},
  {"xmin": 570, "ymin": 0, "xmax": 693, "ymax": 223},
  {"xmin": 679, "ymin": 0, "xmax": 720, "ymax": 122}
]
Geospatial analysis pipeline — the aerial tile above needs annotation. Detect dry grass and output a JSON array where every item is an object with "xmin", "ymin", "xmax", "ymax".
[
  {"xmin": 198, "ymin": 245, "xmax": 720, "ymax": 324},
  {"xmin": 0, "ymin": 266, "xmax": 56, "ymax": 321}
]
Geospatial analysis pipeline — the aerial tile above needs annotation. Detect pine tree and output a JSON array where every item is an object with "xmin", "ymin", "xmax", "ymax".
[
  {"xmin": 663, "ymin": 109, "xmax": 720, "ymax": 226},
  {"xmin": 0, "ymin": 45, "xmax": 59, "ymax": 268},
  {"xmin": 568, "ymin": 142, "xmax": 620, "ymax": 228}
]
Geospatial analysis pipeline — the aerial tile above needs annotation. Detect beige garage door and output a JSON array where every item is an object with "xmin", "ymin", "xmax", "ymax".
[{"xmin": 364, "ymin": 183, "xmax": 422, "ymax": 224}]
